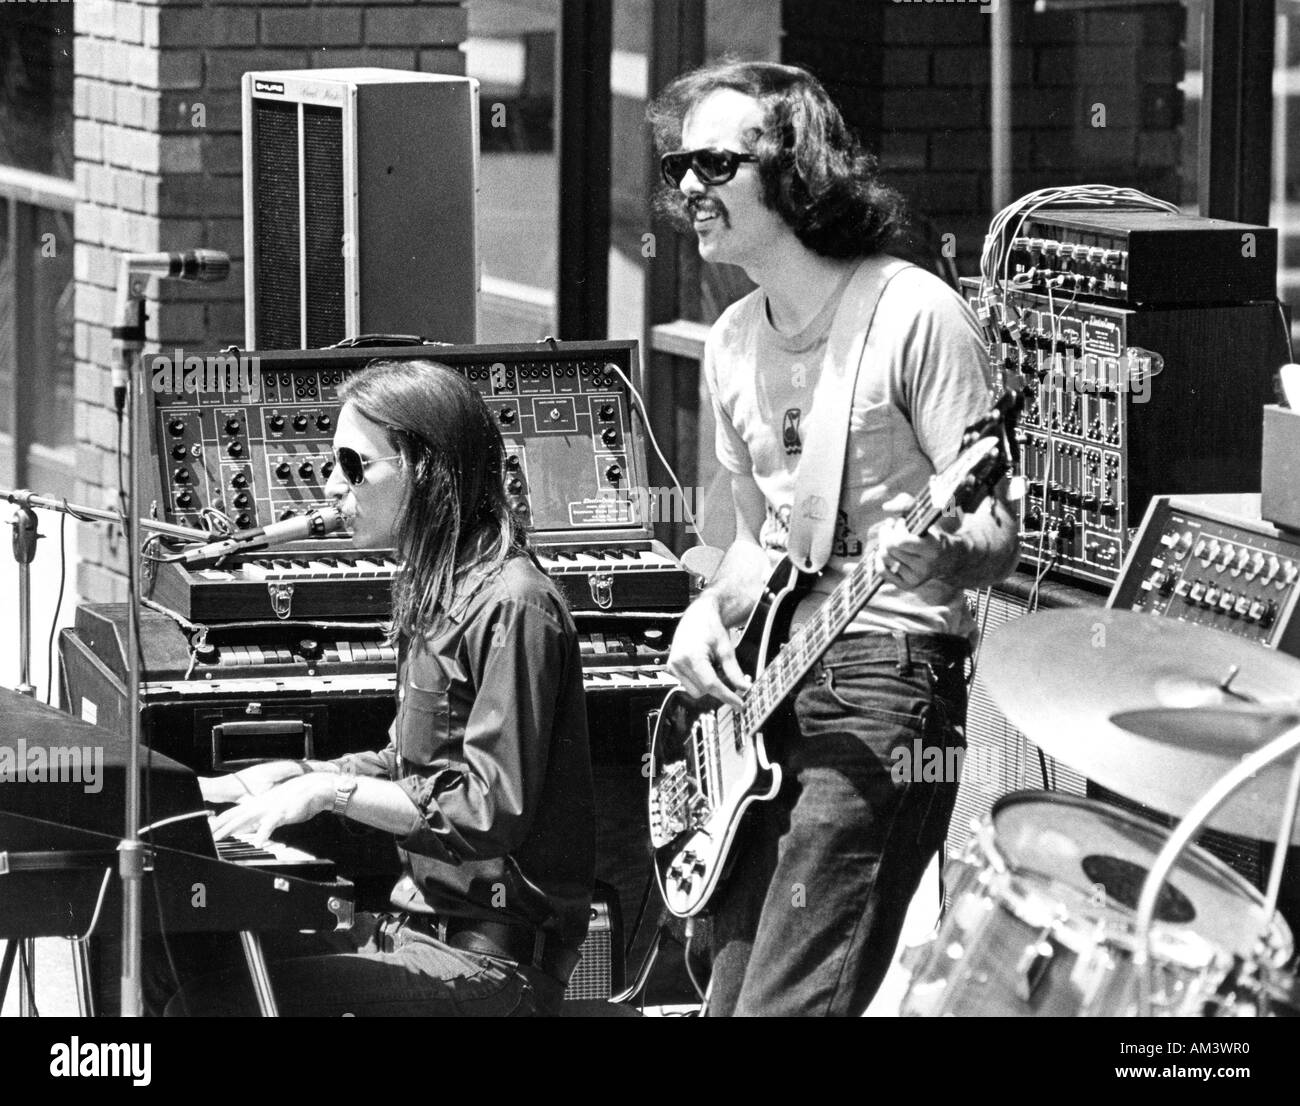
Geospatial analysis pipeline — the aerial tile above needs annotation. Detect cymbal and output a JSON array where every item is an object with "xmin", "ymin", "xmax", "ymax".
[{"xmin": 981, "ymin": 609, "xmax": 1300, "ymax": 842}]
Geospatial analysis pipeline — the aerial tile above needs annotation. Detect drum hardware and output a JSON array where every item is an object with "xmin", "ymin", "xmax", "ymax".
[
  {"xmin": 932, "ymin": 607, "xmax": 1300, "ymax": 1017},
  {"xmin": 900, "ymin": 791, "xmax": 1293, "ymax": 1017},
  {"xmin": 1014, "ymin": 926, "xmax": 1056, "ymax": 1001},
  {"xmin": 1125, "ymin": 716, "xmax": 1300, "ymax": 1016}
]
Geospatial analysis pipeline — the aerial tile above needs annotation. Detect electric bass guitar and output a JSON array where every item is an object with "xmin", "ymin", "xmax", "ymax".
[{"xmin": 648, "ymin": 393, "xmax": 1018, "ymax": 917}]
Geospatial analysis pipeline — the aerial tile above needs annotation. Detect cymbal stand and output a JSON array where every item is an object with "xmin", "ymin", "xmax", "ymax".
[{"xmin": 1134, "ymin": 720, "xmax": 1300, "ymax": 1016}]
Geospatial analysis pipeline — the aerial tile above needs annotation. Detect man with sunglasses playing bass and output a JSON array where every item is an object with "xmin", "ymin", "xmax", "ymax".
[
  {"xmin": 651, "ymin": 62, "xmax": 1020, "ymax": 1016},
  {"xmin": 173, "ymin": 359, "xmax": 595, "ymax": 1017}
]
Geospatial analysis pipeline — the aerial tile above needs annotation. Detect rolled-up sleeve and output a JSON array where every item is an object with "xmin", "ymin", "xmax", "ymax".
[
  {"xmin": 330, "ymin": 739, "xmax": 399, "ymax": 780},
  {"xmin": 395, "ymin": 596, "xmax": 563, "ymax": 862}
]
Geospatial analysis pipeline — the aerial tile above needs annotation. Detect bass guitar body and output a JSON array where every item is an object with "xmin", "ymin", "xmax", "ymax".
[{"xmin": 648, "ymin": 558, "xmax": 812, "ymax": 918}]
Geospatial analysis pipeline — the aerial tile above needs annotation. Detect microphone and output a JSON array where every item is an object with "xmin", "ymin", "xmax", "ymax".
[
  {"xmin": 123, "ymin": 249, "xmax": 232, "ymax": 283},
  {"xmin": 111, "ymin": 250, "xmax": 232, "ymax": 412},
  {"xmin": 179, "ymin": 506, "xmax": 345, "ymax": 565}
]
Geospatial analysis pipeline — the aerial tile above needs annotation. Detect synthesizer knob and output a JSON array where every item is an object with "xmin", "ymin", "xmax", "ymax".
[
  {"xmin": 228, "ymin": 441, "xmax": 244, "ymax": 457},
  {"xmin": 601, "ymin": 427, "xmax": 618, "ymax": 446},
  {"xmin": 269, "ymin": 414, "xmax": 286, "ymax": 432},
  {"xmin": 233, "ymin": 492, "xmax": 250, "ymax": 509},
  {"xmin": 225, "ymin": 417, "xmax": 241, "ymax": 435},
  {"xmin": 168, "ymin": 418, "xmax": 185, "ymax": 436},
  {"xmin": 504, "ymin": 455, "xmax": 521, "ymax": 472},
  {"xmin": 176, "ymin": 491, "xmax": 193, "ymax": 509},
  {"xmin": 498, "ymin": 407, "xmax": 517, "ymax": 425},
  {"xmin": 171, "ymin": 445, "xmax": 186, "ymax": 460},
  {"xmin": 276, "ymin": 462, "xmax": 291, "ymax": 481},
  {"xmin": 298, "ymin": 461, "xmax": 314, "ymax": 480},
  {"xmin": 292, "ymin": 414, "xmax": 308, "ymax": 432},
  {"xmin": 279, "ymin": 508, "xmax": 297, "ymax": 521},
  {"xmin": 506, "ymin": 478, "xmax": 524, "ymax": 495},
  {"xmin": 231, "ymin": 471, "xmax": 249, "ymax": 489},
  {"xmin": 298, "ymin": 639, "xmax": 322, "ymax": 662},
  {"xmin": 316, "ymin": 414, "xmax": 332, "ymax": 431},
  {"xmin": 173, "ymin": 467, "xmax": 191, "ymax": 484},
  {"xmin": 321, "ymin": 460, "xmax": 334, "ymax": 480},
  {"xmin": 605, "ymin": 463, "xmax": 623, "ymax": 484},
  {"xmin": 235, "ymin": 513, "xmax": 251, "ymax": 528},
  {"xmin": 598, "ymin": 403, "xmax": 615, "ymax": 421}
]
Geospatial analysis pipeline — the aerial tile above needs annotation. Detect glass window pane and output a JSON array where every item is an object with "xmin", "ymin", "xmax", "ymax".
[
  {"xmin": 1274, "ymin": 2, "xmax": 1300, "ymax": 351},
  {"xmin": 609, "ymin": 0, "xmax": 648, "ymax": 343},
  {"xmin": 696, "ymin": 0, "xmax": 781, "ymax": 325},
  {"xmin": 467, "ymin": 0, "xmax": 559, "ymax": 341},
  {"xmin": 0, "ymin": 4, "xmax": 74, "ymax": 180},
  {"xmin": 27, "ymin": 204, "xmax": 73, "ymax": 451}
]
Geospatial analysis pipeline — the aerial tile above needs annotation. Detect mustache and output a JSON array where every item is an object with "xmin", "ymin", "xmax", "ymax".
[
  {"xmin": 687, "ymin": 195, "xmax": 728, "ymax": 224},
  {"xmin": 650, "ymin": 186, "xmax": 730, "ymax": 233}
]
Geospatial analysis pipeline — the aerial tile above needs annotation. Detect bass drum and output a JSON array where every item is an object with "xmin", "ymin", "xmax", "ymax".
[{"xmin": 901, "ymin": 791, "xmax": 1293, "ymax": 1017}]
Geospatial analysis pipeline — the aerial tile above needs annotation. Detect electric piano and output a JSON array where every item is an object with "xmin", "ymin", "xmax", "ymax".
[{"xmin": 0, "ymin": 689, "xmax": 354, "ymax": 945}]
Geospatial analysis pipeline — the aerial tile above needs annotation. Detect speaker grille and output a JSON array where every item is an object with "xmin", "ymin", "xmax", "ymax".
[
  {"xmin": 252, "ymin": 99, "xmax": 301, "ymax": 350},
  {"xmin": 302, "ymin": 105, "xmax": 345, "ymax": 348},
  {"xmin": 947, "ymin": 586, "xmax": 1087, "ymax": 867},
  {"xmin": 564, "ymin": 893, "xmax": 622, "ymax": 1001}
]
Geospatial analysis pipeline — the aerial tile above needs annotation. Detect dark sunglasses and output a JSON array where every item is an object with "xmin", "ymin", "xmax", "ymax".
[
  {"xmin": 334, "ymin": 446, "xmax": 400, "ymax": 486},
  {"xmin": 661, "ymin": 147, "xmax": 758, "ymax": 188}
]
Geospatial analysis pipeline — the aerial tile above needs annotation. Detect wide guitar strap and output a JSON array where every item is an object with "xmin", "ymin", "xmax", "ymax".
[{"xmin": 787, "ymin": 254, "xmax": 915, "ymax": 573}]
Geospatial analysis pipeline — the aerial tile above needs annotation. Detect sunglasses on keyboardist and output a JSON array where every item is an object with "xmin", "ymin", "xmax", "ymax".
[
  {"xmin": 333, "ymin": 446, "xmax": 401, "ymax": 486},
  {"xmin": 660, "ymin": 147, "xmax": 758, "ymax": 188}
]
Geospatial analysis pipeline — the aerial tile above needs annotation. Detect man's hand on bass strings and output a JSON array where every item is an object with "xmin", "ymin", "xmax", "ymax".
[{"xmin": 667, "ymin": 593, "xmax": 752, "ymax": 710}]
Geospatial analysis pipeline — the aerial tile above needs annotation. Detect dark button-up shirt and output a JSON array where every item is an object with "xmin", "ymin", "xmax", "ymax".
[{"xmin": 336, "ymin": 553, "xmax": 594, "ymax": 951}]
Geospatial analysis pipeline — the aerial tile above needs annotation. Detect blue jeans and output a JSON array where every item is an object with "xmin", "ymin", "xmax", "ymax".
[
  {"xmin": 164, "ymin": 913, "xmax": 565, "ymax": 1017},
  {"xmin": 705, "ymin": 631, "xmax": 969, "ymax": 1017}
]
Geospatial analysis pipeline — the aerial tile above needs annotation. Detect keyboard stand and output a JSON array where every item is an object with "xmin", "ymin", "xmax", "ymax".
[
  {"xmin": 0, "ymin": 843, "xmax": 284, "ymax": 1016},
  {"xmin": 239, "ymin": 931, "xmax": 280, "ymax": 1016}
]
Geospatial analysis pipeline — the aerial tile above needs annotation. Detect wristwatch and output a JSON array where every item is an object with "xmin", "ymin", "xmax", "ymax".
[{"xmin": 332, "ymin": 775, "xmax": 359, "ymax": 816}]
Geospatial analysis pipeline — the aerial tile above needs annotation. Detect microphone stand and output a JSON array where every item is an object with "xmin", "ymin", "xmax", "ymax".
[
  {"xmin": 109, "ymin": 250, "xmax": 228, "ymax": 1017},
  {"xmin": 115, "ymin": 259, "xmax": 149, "ymax": 1018}
]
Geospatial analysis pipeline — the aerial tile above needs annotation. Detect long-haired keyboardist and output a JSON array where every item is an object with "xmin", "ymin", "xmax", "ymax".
[{"xmin": 170, "ymin": 359, "xmax": 595, "ymax": 1016}]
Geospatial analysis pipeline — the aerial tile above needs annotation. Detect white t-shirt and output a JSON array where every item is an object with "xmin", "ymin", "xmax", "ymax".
[{"xmin": 703, "ymin": 257, "xmax": 994, "ymax": 638}]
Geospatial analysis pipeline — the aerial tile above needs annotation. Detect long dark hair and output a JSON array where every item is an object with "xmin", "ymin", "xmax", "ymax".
[
  {"xmin": 339, "ymin": 359, "xmax": 528, "ymax": 641},
  {"xmin": 647, "ymin": 60, "xmax": 906, "ymax": 260}
]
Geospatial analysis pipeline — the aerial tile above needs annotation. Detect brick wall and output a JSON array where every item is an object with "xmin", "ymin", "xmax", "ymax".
[
  {"xmin": 782, "ymin": 1, "xmax": 1186, "ymax": 276},
  {"xmin": 73, "ymin": 0, "xmax": 468, "ymax": 603}
]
